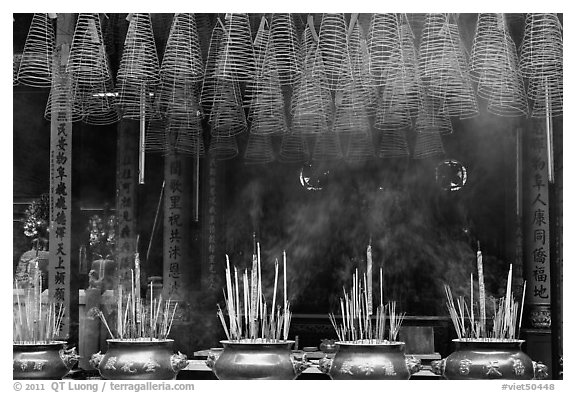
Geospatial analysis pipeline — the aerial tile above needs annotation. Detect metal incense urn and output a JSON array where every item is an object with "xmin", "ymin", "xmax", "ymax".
[
  {"xmin": 431, "ymin": 339, "xmax": 549, "ymax": 380},
  {"xmin": 318, "ymin": 340, "xmax": 421, "ymax": 380},
  {"xmin": 206, "ymin": 340, "xmax": 309, "ymax": 380},
  {"xmin": 13, "ymin": 341, "xmax": 79, "ymax": 379},
  {"xmin": 90, "ymin": 339, "xmax": 188, "ymax": 380}
]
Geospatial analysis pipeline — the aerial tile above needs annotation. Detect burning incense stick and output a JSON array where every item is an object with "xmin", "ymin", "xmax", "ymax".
[
  {"xmin": 476, "ymin": 242, "xmax": 487, "ymax": 336},
  {"xmin": 367, "ymin": 241, "xmax": 373, "ymax": 315}
]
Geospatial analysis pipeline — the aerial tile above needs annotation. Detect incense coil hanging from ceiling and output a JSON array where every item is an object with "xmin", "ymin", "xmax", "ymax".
[
  {"xmin": 215, "ymin": 13, "xmax": 256, "ymax": 82},
  {"xmin": 470, "ymin": 13, "xmax": 528, "ymax": 117},
  {"xmin": 419, "ymin": 13, "xmax": 478, "ymax": 119},
  {"xmin": 366, "ymin": 13, "xmax": 402, "ymax": 87},
  {"xmin": 209, "ymin": 134, "xmax": 239, "ymax": 160},
  {"xmin": 200, "ymin": 22, "xmax": 225, "ymax": 115},
  {"xmin": 44, "ymin": 73, "xmax": 84, "ymax": 123},
  {"xmin": 67, "ymin": 13, "xmax": 120, "ymax": 125},
  {"xmin": 209, "ymin": 77, "xmax": 247, "ymax": 137},
  {"xmin": 115, "ymin": 13, "xmax": 161, "ymax": 120},
  {"xmin": 377, "ymin": 128, "xmax": 410, "ymax": 159},
  {"xmin": 13, "ymin": 53, "xmax": 22, "ymax": 86},
  {"xmin": 244, "ymin": 16, "xmax": 271, "ymax": 110},
  {"xmin": 414, "ymin": 92, "xmax": 453, "ymax": 135},
  {"xmin": 413, "ymin": 129, "xmax": 445, "ymax": 160},
  {"xmin": 311, "ymin": 128, "xmax": 343, "ymax": 162},
  {"xmin": 244, "ymin": 133, "xmax": 276, "ymax": 164},
  {"xmin": 343, "ymin": 131, "xmax": 375, "ymax": 164},
  {"xmin": 279, "ymin": 131, "xmax": 310, "ymax": 163},
  {"xmin": 317, "ymin": 13, "xmax": 354, "ymax": 91},
  {"xmin": 519, "ymin": 13, "xmax": 563, "ymax": 117},
  {"xmin": 17, "ymin": 13, "xmax": 55, "ymax": 88},
  {"xmin": 348, "ymin": 18, "xmax": 378, "ymax": 114},
  {"xmin": 269, "ymin": 13, "xmax": 302, "ymax": 86},
  {"xmin": 332, "ymin": 80, "xmax": 371, "ymax": 135}
]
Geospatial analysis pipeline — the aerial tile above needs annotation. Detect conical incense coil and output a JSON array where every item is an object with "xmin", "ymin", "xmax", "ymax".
[
  {"xmin": 200, "ymin": 23, "xmax": 225, "ymax": 115},
  {"xmin": 44, "ymin": 78, "xmax": 84, "ymax": 123},
  {"xmin": 291, "ymin": 46, "xmax": 333, "ymax": 135},
  {"xmin": 244, "ymin": 133, "xmax": 276, "ymax": 164},
  {"xmin": 397, "ymin": 16, "xmax": 422, "ymax": 118},
  {"xmin": 348, "ymin": 19, "xmax": 378, "ymax": 114},
  {"xmin": 160, "ymin": 13, "xmax": 204, "ymax": 84},
  {"xmin": 374, "ymin": 71, "xmax": 413, "ymax": 131},
  {"xmin": 317, "ymin": 13, "xmax": 353, "ymax": 91},
  {"xmin": 279, "ymin": 130, "xmax": 310, "ymax": 163},
  {"xmin": 115, "ymin": 81, "xmax": 159, "ymax": 120},
  {"xmin": 75, "ymin": 81, "xmax": 120, "ymax": 125},
  {"xmin": 367, "ymin": 13, "xmax": 402, "ymax": 86},
  {"xmin": 161, "ymin": 82, "xmax": 203, "ymax": 135},
  {"xmin": 209, "ymin": 78, "xmax": 247, "ymax": 137},
  {"xmin": 377, "ymin": 128, "xmax": 410, "ymax": 158},
  {"xmin": 244, "ymin": 16, "xmax": 270, "ymax": 109},
  {"xmin": 415, "ymin": 94, "xmax": 453, "ymax": 135},
  {"xmin": 209, "ymin": 134, "xmax": 239, "ymax": 160},
  {"xmin": 311, "ymin": 130, "xmax": 343, "ymax": 162},
  {"xmin": 67, "ymin": 14, "xmax": 114, "ymax": 87},
  {"xmin": 215, "ymin": 13, "xmax": 256, "ymax": 82},
  {"xmin": 165, "ymin": 123, "xmax": 205, "ymax": 156},
  {"xmin": 270, "ymin": 13, "xmax": 302, "ymax": 85},
  {"xmin": 157, "ymin": 72, "xmax": 203, "ymax": 120},
  {"xmin": 528, "ymin": 74, "xmax": 563, "ymax": 118},
  {"xmin": 145, "ymin": 118, "xmax": 168, "ymax": 154},
  {"xmin": 17, "ymin": 13, "xmax": 55, "ymax": 88},
  {"xmin": 344, "ymin": 131, "xmax": 375, "ymax": 164},
  {"xmin": 412, "ymin": 130, "xmax": 445, "ymax": 159},
  {"xmin": 13, "ymin": 53, "xmax": 22, "ymax": 86},
  {"xmin": 332, "ymin": 82, "xmax": 371, "ymax": 135},
  {"xmin": 116, "ymin": 13, "xmax": 160, "ymax": 86}
]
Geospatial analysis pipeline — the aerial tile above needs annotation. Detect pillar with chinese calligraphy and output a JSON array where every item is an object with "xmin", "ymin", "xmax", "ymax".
[
  {"xmin": 48, "ymin": 13, "xmax": 74, "ymax": 338},
  {"xmin": 115, "ymin": 121, "xmax": 139, "ymax": 286},
  {"xmin": 524, "ymin": 121, "xmax": 552, "ymax": 329}
]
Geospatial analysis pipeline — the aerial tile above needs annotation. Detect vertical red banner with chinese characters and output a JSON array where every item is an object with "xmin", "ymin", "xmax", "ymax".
[
  {"xmin": 48, "ymin": 46, "xmax": 72, "ymax": 337},
  {"xmin": 525, "ymin": 122, "xmax": 551, "ymax": 326},
  {"xmin": 163, "ymin": 153, "xmax": 189, "ymax": 301},
  {"xmin": 116, "ymin": 123, "xmax": 138, "ymax": 285}
]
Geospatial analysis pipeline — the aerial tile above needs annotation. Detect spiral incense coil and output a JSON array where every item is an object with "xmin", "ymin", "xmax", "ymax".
[
  {"xmin": 519, "ymin": 13, "xmax": 563, "ymax": 117},
  {"xmin": 377, "ymin": 128, "xmax": 410, "ymax": 159},
  {"xmin": 215, "ymin": 13, "xmax": 256, "ymax": 82},
  {"xmin": 317, "ymin": 13, "xmax": 353, "ymax": 91},
  {"xmin": 279, "ymin": 130, "xmax": 310, "ymax": 163},
  {"xmin": 415, "ymin": 94, "xmax": 453, "ymax": 135},
  {"xmin": 44, "ymin": 78, "xmax": 84, "ymax": 123},
  {"xmin": 200, "ymin": 23, "xmax": 225, "ymax": 115},
  {"xmin": 116, "ymin": 13, "xmax": 160, "ymax": 86},
  {"xmin": 470, "ymin": 14, "xmax": 528, "ymax": 117},
  {"xmin": 209, "ymin": 134, "xmax": 239, "ymax": 160},
  {"xmin": 397, "ymin": 16, "xmax": 423, "ymax": 119},
  {"xmin": 115, "ymin": 81, "xmax": 159, "ymax": 120},
  {"xmin": 270, "ymin": 13, "xmax": 302, "ymax": 85},
  {"xmin": 348, "ymin": 19, "xmax": 378, "ymax": 113},
  {"xmin": 412, "ymin": 130, "xmax": 445, "ymax": 159},
  {"xmin": 332, "ymin": 81, "xmax": 371, "ymax": 135},
  {"xmin": 161, "ymin": 81, "xmax": 203, "ymax": 135},
  {"xmin": 419, "ymin": 13, "xmax": 478, "ymax": 118},
  {"xmin": 367, "ymin": 13, "xmax": 402, "ymax": 86},
  {"xmin": 374, "ymin": 71, "xmax": 413, "ymax": 131},
  {"xmin": 244, "ymin": 16, "xmax": 270, "ymax": 110},
  {"xmin": 165, "ymin": 123, "xmax": 205, "ymax": 156},
  {"xmin": 311, "ymin": 130, "xmax": 343, "ymax": 161},
  {"xmin": 244, "ymin": 133, "xmax": 276, "ymax": 164},
  {"xmin": 160, "ymin": 13, "xmax": 204, "ymax": 84},
  {"xmin": 343, "ymin": 131, "xmax": 375, "ymax": 164},
  {"xmin": 75, "ymin": 80, "xmax": 120, "ymax": 125},
  {"xmin": 209, "ymin": 78, "xmax": 247, "ymax": 137},
  {"xmin": 145, "ymin": 118, "xmax": 168, "ymax": 153},
  {"xmin": 14, "ymin": 53, "xmax": 22, "ymax": 86},
  {"xmin": 291, "ymin": 46, "xmax": 333, "ymax": 135},
  {"xmin": 17, "ymin": 13, "xmax": 55, "ymax": 88},
  {"xmin": 300, "ymin": 19, "xmax": 317, "ymax": 66}
]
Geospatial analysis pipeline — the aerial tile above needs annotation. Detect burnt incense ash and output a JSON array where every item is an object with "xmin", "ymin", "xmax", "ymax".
[{"xmin": 217, "ymin": 243, "xmax": 292, "ymax": 342}]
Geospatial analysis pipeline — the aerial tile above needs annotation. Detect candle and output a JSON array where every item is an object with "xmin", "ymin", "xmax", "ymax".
[{"xmin": 367, "ymin": 242, "xmax": 373, "ymax": 315}]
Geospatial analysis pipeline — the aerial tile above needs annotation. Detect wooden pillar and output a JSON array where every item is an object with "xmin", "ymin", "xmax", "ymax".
[
  {"xmin": 48, "ymin": 13, "xmax": 74, "ymax": 338},
  {"xmin": 115, "ymin": 121, "xmax": 139, "ymax": 286}
]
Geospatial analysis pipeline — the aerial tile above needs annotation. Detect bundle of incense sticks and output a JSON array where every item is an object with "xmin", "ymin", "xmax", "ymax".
[
  {"xmin": 444, "ymin": 264, "xmax": 526, "ymax": 340},
  {"xmin": 216, "ymin": 245, "xmax": 292, "ymax": 341},
  {"xmin": 329, "ymin": 270, "xmax": 405, "ymax": 343},
  {"xmin": 13, "ymin": 271, "xmax": 65, "ymax": 343},
  {"xmin": 93, "ymin": 269, "xmax": 178, "ymax": 340}
]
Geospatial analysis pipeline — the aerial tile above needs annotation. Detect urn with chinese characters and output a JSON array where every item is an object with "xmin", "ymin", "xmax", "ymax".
[
  {"xmin": 431, "ymin": 339, "xmax": 548, "ymax": 380},
  {"xmin": 90, "ymin": 339, "xmax": 188, "ymax": 380},
  {"xmin": 206, "ymin": 340, "xmax": 309, "ymax": 380},
  {"xmin": 13, "ymin": 341, "xmax": 79, "ymax": 379},
  {"xmin": 318, "ymin": 340, "xmax": 421, "ymax": 380}
]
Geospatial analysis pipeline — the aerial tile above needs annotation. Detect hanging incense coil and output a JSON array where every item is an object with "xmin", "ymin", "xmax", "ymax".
[
  {"xmin": 412, "ymin": 130, "xmax": 445, "ymax": 159},
  {"xmin": 160, "ymin": 13, "xmax": 204, "ymax": 84},
  {"xmin": 209, "ymin": 78, "xmax": 247, "ymax": 137},
  {"xmin": 44, "ymin": 76, "xmax": 84, "ymax": 123},
  {"xmin": 348, "ymin": 18, "xmax": 378, "ymax": 114},
  {"xmin": 332, "ymin": 81, "xmax": 371, "ymax": 135},
  {"xmin": 279, "ymin": 130, "xmax": 310, "ymax": 163},
  {"xmin": 17, "ymin": 13, "xmax": 55, "ymax": 88},
  {"xmin": 270, "ymin": 13, "xmax": 302, "ymax": 85},
  {"xmin": 397, "ymin": 15, "xmax": 423, "ymax": 118},
  {"xmin": 145, "ymin": 117, "xmax": 168, "ymax": 154},
  {"xmin": 344, "ymin": 131, "xmax": 375, "ymax": 164},
  {"xmin": 165, "ymin": 123, "xmax": 205, "ymax": 156},
  {"xmin": 519, "ymin": 13, "xmax": 563, "ymax": 117},
  {"xmin": 317, "ymin": 13, "xmax": 353, "ymax": 91},
  {"xmin": 116, "ymin": 13, "xmax": 161, "ymax": 119},
  {"xmin": 470, "ymin": 13, "xmax": 528, "ymax": 117},
  {"xmin": 215, "ymin": 13, "xmax": 256, "ymax": 82},
  {"xmin": 209, "ymin": 134, "xmax": 239, "ymax": 160},
  {"xmin": 367, "ymin": 13, "xmax": 402, "ymax": 86},
  {"xmin": 374, "ymin": 72, "xmax": 413, "ymax": 131},
  {"xmin": 200, "ymin": 23, "xmax": 225, "ymax": 115},
  {"xmin": 75, "ymin": 82, "xmax": 121, "ymax": 125},
  {"xmin": 244, "ymin": 16, "xmax": 270, "ymax": 110},
  {"xmin": 415, "ymin": 93, "xmax": 453, "ymax": 135},
  {"xmin": 419, "ymin": 13, "xmax": 478, "ymax": 119},
  {"xmin": 377, "ymin": 128, "xmax": 410, "ymax": 159},
  {"xmin": 244, "ymin": 133, "xmax": 276, "ymax": 164},
  {"xmin": 311, "ymin": 130, "xmax": 342, "ymax": 161},
  {"xmin": 13, "ymin": 53, "xmax": 22, "ymax": 86}
]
